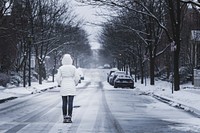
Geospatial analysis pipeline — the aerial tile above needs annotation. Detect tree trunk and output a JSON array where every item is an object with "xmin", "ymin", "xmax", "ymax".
[
  {"xmin": 173, "ymin": 0, "xmax": 181, "ymax": 91},
  {"xmin": 140, "ymin": 55, "xmax": 144, "ymax": 84},
  {"xmin": 52, "ymin": 54, "xmax": 57, "ymax": 82},
  {"xmin": 167, "ymin": 0, "xmax": 181, "ymax": 91},
  {"xmin": 149, "ymin": 45, "xmax": 155, "ymax": 85},
  {"xmin": 150, "ymin": 57, "xmax": 155, "ymax": 85},
  {"xmin": 174, "ymin": 50, "xmax": 180, "ymax": 91},
  {"xmin": 23, "ymin": 61, "xmax": 26, "ymax": 87},
  {"xmin": 39, "ymin": 62, "xmax": 42, "ymax": 84},
  {"xmin": 141, "ymin": 64, "xmax": 144, "ymax": 84},
  {"xmin": 174, "ymin": 35, "xmax": 180, "ymax": 91}
]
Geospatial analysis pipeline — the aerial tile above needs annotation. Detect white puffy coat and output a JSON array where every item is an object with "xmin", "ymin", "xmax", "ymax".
[{"xmin": 56, "ymin": 54, "xmax": 80, "ymax": 96}]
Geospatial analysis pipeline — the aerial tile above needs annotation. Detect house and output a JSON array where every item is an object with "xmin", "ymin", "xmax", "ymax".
[{"xmin": 191, "ymin": 30, "xmax": 200, "ymax": 68}]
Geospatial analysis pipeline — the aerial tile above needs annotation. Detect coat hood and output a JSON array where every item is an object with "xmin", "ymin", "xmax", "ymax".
[{"xmin": 61, "ymin": 54, "xmax": 73, "ymax": 65}]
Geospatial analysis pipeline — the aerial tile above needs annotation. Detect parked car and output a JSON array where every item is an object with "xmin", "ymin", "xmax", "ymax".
[
  {"xmin": 108, "ymin": 72, "xmax": 115, "ymax": 84},
  {"xmin": 109, "ymin": 71, "xmax": 126, "ymax": 85},
  {"xmin": 103, "ymin": 64, "xmax": 111, "ymax": 69},
  {"xmin": 107, "ymin": 68, "xmax": 118, "ymax": 82},
  {"xmin": 77, "ymin": 68, "xmax": 84, "ymax": 83},
  {"xmin": 179, "ymin": 66, "xmax": 192, "ymax": 83},
  {"xmin": 114, "ymin": 75, "xmax": 134, "ymax": 89}
]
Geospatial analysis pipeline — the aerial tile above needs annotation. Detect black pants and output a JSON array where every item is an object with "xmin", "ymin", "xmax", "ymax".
[{"xmin": 62, "ymin": 96, "xmax": 74, "ymax": 117}]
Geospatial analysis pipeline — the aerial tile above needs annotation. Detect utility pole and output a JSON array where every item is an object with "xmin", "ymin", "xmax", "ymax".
[{"xmin": 171, "ymin": 41, "xmax": 176, "ymax": 94}]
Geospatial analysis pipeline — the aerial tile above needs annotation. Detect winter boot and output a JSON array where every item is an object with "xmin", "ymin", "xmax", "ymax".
[
  {"xmin": 65, "ymin": 115, "xmax": 72, "ymax": 123},
  {"xmin": 63, "ymin": 115, "xmax": 67, "ymax": 123},
  {"xmin": 68, "ymin": 116, "xmax": 72, "ymax": 123}
]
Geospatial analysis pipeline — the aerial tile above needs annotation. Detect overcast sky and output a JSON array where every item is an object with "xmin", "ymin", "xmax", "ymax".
[{"xmin": 67, "ymin": 0, "xmax": 108, "ymax": 49}]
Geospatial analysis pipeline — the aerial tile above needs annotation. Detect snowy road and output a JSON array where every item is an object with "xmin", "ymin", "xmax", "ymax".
[{"xmin": 0, "ymin": 69, "xmax": 200, "ymax": 133}]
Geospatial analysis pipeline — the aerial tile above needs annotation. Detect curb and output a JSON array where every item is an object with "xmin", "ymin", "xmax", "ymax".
[
  {"xmin": 38, "ymin": 86, "xmax": 57, "ymax": 92},
  {"xmin": 153, "ymin": 94, "xmax": 200, "ymax": 118},
  {"xmin": 0, "ymin": 97, "xmax": 18, "ymax": 104},
  {"xmin": 0, "ymin": 86, "xmax": 57, "ymax": 104}
]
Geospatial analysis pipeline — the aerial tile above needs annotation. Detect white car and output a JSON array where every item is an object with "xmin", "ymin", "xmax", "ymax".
[
  {"xmin": 77, "ymin": 68, "xmax": 84, "ymax": 83},
  {"xmin": 107, "ymin": 68, "xmax": 118, "ymax": 82},
  {"xmin": 103, "ymin": 64, "xmax": 111, "ymax": 69},
  {"xmin": 109, "ymin": 71, "xmax": 126, "ymax": 85}
]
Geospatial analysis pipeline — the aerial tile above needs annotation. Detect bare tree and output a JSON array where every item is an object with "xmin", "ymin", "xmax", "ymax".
[
  {"xmin": 77, "ymin": 0, "xmax": 200, "ymax": 91},
  {"xmin": 79, "ymin": 0, "xmax": 171, "ymax": 85}
]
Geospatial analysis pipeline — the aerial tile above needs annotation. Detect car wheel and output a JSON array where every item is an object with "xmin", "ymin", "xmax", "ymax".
[
  {"xmin": 110, "ymin": 81, "xmax": 114, "ymax": 85},
  {"xmin": 114, "ymin": 84, "xmax": 117, "ymax": 88},
  {"xmin": 130, "ymin": 85, "xmax": 134, "ymax": 89}
]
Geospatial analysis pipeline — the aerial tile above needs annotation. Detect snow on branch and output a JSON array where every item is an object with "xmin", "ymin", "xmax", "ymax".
[
  {"xmin": 133, "ymin": 1, "xmax": 173, "ymax": 42},
  {"xmin": 117, "ymin": 24, "xmax": 149, "ymax": 46},
  {"xmin": 156, "ymin": 43, "xmax": 171, "ymax": 57},
  {"xmin": 180, "ymin": 0, "xmax": 200, "ymax": 7}
]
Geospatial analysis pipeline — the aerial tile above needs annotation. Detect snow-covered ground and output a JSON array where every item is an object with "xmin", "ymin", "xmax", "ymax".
[
  {"xmin": 1, "ymin": 69, "xmax": 200, "ymax": 118},
  {"xmin": 1, "ymin": 69, "xmax": 200, "ymax": 133},
  {"xmin": 102, "ymin": 80, "xmax": 200, "ymax": 133},
  {"xmin": 0, "ymin": 81, "xmax": 57, "ymax": 100},
  {"xmin": 1, "ymin": 71, "xmax": 200, "ymax": 115},
  {"xmin": 0, "ymin": 78, "xmax": 89, "ymax": 101},
  {"xmin": 135, "ymin": 79, "xmax": 200, "ymax": 116}
]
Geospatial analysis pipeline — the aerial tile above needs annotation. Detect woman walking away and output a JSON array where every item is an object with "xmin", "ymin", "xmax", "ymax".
[{"xmin": 56, "ymin": 54, "xmax": 80, "ymax": 123}]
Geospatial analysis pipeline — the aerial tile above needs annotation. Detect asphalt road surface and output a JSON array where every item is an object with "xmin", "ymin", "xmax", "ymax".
[{"xmin": 0, "ymin": 69, "xmax": 199, "ymax": 133}]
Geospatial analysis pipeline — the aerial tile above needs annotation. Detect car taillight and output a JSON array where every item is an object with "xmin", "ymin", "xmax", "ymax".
[{"xmin": 115, "ymin": 79, "xmax": 120, "ymax": 82}]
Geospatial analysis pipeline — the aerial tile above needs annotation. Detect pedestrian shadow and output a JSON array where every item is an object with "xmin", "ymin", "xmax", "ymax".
[{"xmin": 73, "ymin": 105, "xmax": 81, "ymax": 108}]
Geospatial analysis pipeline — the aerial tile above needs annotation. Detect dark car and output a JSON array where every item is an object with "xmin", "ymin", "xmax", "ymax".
[{"xmin": 114, "ymin": 75, "xmax": 134, "ymax": 89}]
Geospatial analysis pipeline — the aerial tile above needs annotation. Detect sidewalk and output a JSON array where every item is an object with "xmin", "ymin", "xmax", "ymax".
[
  {"xmin": 0, "ymin": 81, "xmax": 57, "ymax": 103},
  {"xmin": 0, "ymin": 79, "xmax": 89, "ymax": 104},
  {"xmin": 135, "ymin": 79, "xmax": 200, "ymax": 117}
]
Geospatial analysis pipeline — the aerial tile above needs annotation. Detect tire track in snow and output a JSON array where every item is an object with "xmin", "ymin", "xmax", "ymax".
[
  {"xmin": 93, "ymin": 82, "xmax": 125, "ymax": 133},
  {"xmin": 66, "ymin": 82, "xmax": 100, "ymax": 133},
  {"xmin": 3, "ymin": 97, "xmax": 60, "ymax": 133}
]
